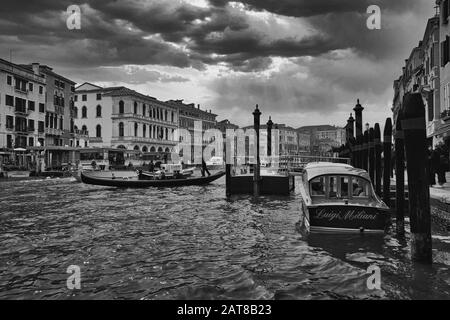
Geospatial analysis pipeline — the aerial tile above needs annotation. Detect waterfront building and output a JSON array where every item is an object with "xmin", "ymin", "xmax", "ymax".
[
  {"xmin": 75, "ymin": 83, "xmax": 179, "ymax": 154},
  {"xmin": 0, "ymin": 58, "xmax": 46, "ymax": 164},
  {"xmin": 297, "ymin": 125, "xmax": 346, "ymax": 155},
  {"xmin": 277, "ymin": 124, "xmax": 299, "ymax": 155},
  {"xmin": 166, "ymin": 100, "xmax": 217, "ymax": 163},
  {"xmin": 297, "ymin": 132, "xmax": 311, "ymax": 153}
]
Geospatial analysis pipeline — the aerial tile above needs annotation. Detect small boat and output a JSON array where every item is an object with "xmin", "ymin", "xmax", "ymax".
[
  {"xmin": 298, "ymin": 162, "xmax": 390, "ymax": 234},
  {"xmin": 80, "ymin": 170, "xmax": 225, "ymax": 188}
]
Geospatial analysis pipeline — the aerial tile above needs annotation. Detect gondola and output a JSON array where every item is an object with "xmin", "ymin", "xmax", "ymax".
[{"xmin": 80, "ymin": 170, "xmax": 225, "ymax": 188}]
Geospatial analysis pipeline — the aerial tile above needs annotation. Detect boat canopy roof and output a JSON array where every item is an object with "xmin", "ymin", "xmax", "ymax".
[{"xmin": 304, "ymin": 162, "xmax": 370, "ymax": 182}]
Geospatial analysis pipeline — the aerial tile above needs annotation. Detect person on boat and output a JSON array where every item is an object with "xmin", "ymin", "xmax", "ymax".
[
  {"xmin": 112, "ymin": 173, "xmax": 116, "ymax": 180},
  {"xmin": 201, "ymin": 158, "xmax": 211, "ymax": 177},
  {"xmin": 149, "ymin": 160, "xmax": 155, "ymax": 172}
]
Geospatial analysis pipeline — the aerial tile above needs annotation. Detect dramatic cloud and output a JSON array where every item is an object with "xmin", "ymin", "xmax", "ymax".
[{"xmin": 0, "ymin": 0, "xmax": 435, "ymax": 127}]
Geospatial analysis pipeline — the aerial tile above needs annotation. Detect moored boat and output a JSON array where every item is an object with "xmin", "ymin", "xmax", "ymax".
[
  {"xmin": 298, "ymin": 162, "xmax": 390, "ymax": 234},
  {"xmin": 80, "ymin": 170, "xmax": 225, "ymax": 188}
]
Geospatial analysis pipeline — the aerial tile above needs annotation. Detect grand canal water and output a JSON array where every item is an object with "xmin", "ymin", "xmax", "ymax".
[{"xmin": 1, "ymin": 176, "xmax": 450, "ymax": 299}]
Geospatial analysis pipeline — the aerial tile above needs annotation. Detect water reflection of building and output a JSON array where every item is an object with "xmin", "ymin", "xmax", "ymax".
[{"xmin": 75, "ymin": 83, "xmax": 178, "ymax": 154}]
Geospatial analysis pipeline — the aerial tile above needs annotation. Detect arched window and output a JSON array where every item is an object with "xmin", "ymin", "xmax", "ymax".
[
  {"xmin": 82, "ymin": 125, "xmax": 87, "ymax": 133},
  {"xmin": 117, "ymin": 145, "xmax": 126, "ymax": 149},
  {"xmin": 165, "ymin": 147, "xmax": 170, "ymax": 153},
  {"xmin": 134, "ymin": 145, "xmax": 140, "ymax": 151},
  {"xmin": 119, "ymin": 122, "xmax": 124, "ymax": 137},
  {"xmin": 96, "ymin": 124, "xmax": 102, "ymax": 138},
  {"xmin": 119, "ymin": 100, "xmax": 124, "ymax": 114},
  {"xmin": 134, "ymin": 122, "xmax": 138, "ymax": 137},
  {"xmin": 142, "ymin": 146, "xmax": 148, "ymax": 152},
  {"xmin": 143, "ymin": 124, "xmax": 146, "ymax": 137},
  {"xmin": 134, "ymin": 101, "xmax": 138, "ymax": 114},
  {"xmin": 96, "ymin": 105, "xmax": 102, "ymax": 117},
  {"xmin": 150, "ymin": 146, "xmax": 156, "ymax": 152},
  {"xmin": 158, "ymin": 147, "xmax": 163, "ymax": 152},
  {"xmin": 82, "ymin": 106, "xmax": 87, "ymax": 118}
]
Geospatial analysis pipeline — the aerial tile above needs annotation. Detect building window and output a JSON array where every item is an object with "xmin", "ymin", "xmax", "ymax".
[
  {"xmin": 143, "ymin": 104, "xmax": 146, "ymax": 116},
  {"xmin": 6, "ymin": 116, "xmax": 14, "ymax": 129},
  {"xmin": 7, "ymin": 75, "xmax": 12, "ymax": 85},
  {"xmin": 5, "ymin": 95, "xmax": 13, "ymax": 106},
  {"xmin": 82, "ymin": 94, "xmax": 87, "ymax": 101},
  {"xmin": 96, "ymin": 105, "xmax": 102, "ymax": 117},
  {"xmin": 74, "ymin": 107, "xmax": 78, "ymax": 118},
  {"xmin": 143, "ymin": 124, "xmax": 146, "ymax": 137},
  {"xmin": 134, "ymin": 101, "xmax": 138, "ymax": 114},
  {"xmin": 82, "ymin": 106, "xmax": 87, "ymax": 118},
  {"xmin": 119, "ymin": 100, "xmax": 124, "ymax": 114},
  {"xmin": 39, "ymin": 103, "xmax": 45, "ymax": 113},
  {"xmin": 96, "ymin": 93, "xmax": 102, "ymax": 100},
  {"xmin": 165, "ymin": 110, "xmax": 168, "ymax": 121},
  {"xmin": 28, "ymin": 137, "xmax": 34, "ymax": 147},
  {"xmin": 443, "ymin": 0, "xmax": 449, "ymax": 24},
  {"xmin": 82, "ymin": 125, "xmax": 87, "ymax": 133},
  {"xmin": 441, "ymin": 36, "xmax": 450, "ymax": 67},
  {"xmin": 134, "ymin": 122, "xmax": 138, "ymax": 136},
  {"xmin": 29, "ymin": 83, "xmax": 33, "ymax": 92},
  {"xmin": 38, "ymin": 121, "xmax": 44, "ymax": 133},
  {"xmin": 171, "ymin": 112, "xmax": 174, "ymax": 122},
  {"xmin": 74, "ymin": 95, "xmax": 78, "ymax": 102},
  {"xmin": 39, "ymin": 86, "xmax": 43, "ymax": 94},
  {"xmin": 28, "ymin": 101, "xmax": 35, "ymax": 111},
  {"xmin": 96, "ymin": 125, "xmax": 102, "ymax": 138},
  {"xmin": 119, "ymin": 122, "xmax": 124, "ymax": 137}
]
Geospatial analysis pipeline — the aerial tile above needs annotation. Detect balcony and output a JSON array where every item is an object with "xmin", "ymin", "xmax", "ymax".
[
  {"xmin": 14, "ymin": 87, "xmax": 28, "ymax": 95},
  {"xmin": 14, "ymin": 107, "xmax": 31, "ymax": 116},
  {"xmin": 89, "ymin": 137, "xmax": 103, "ymax": 143},
  {"xmin": 14, "ymin": 126, "xmax": 33, "ymax": 134},
  {"xmin": 45, "ymin": 127, "xmax": 64, "ymax": 136},
  {"xmin": 111, "ymin": 136, "xmax": 176, "ymax": 145}
]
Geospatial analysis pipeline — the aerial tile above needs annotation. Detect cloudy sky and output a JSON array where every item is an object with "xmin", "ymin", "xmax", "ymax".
[{"xmin": 0, "ymin": 0, "xmax": 435, "ymax": 128}]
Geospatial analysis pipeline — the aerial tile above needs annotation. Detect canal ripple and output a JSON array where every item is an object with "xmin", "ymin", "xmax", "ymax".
[{"xmin": 0, "ymin": 177, "xmax": 449, "ymax": 299}]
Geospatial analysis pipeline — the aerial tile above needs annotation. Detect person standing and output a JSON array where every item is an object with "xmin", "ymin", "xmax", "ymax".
[
  {"xmin": 438, "ymin": 146, "xmax": 449, "ymax": 186},
  {"xmin": 201, "ymin": 158, "xmax": 211, "ymax": 177},
  {"xmin": 148, "ymin": 160, "xmax": 154, "ymax": 172},
  {"xmin": 428, "ymin": 146, "xmax": 437, "ymax": 186}
]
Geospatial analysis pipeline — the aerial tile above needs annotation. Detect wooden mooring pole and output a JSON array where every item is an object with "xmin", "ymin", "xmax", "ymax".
[
  {"xmin": 363, "ymin": 130, "xmax": 369, "ymax": 171},
  {"xmin": 369, "ymin": 127, "xmax": 375, "ymax": 182},
  {"xmin": 374, "ymin": 123, "xmax": 382, "ymax": 196},
  {"xmin": 253, "ymin": 105, "xmax": 261, "ymax": 197},
  {"xmin": 383, "ymin": 118, "xmax": 392, "ymax": 206},
  {"xmin": 402, "ymin": 93, "xmax": 432, "ymax": 263}
]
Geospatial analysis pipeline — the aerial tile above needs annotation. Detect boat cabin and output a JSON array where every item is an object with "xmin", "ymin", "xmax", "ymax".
[{"xmin": 303, "ymin": 163, "xmax": 381, "ymax": 204}]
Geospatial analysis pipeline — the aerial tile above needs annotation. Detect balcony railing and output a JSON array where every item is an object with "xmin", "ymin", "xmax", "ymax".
[
  {"xmin": 14, "ymin": 107, "xmax": 31, "ymax": 115},
  {"xmin": 111, "ymin": 136, "xmax": 176, "ymax": 144},
  {"xmin": 45, "ymin": 127, "xmax": 64, "ymax": 136},
  {"xmin": 14, "ymin": 87, "xmax": 28, "ymax": 95}
]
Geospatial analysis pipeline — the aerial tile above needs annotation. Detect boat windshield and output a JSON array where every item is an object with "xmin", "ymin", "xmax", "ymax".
[{"xmin": 309, "ymin": 175, "xmax": 372, "ymax": 200}]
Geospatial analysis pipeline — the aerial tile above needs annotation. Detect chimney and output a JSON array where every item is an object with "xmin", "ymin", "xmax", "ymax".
[
  {"xmin": 197, "ymin": 104, "xmax": 200, "ymax": 109},
  {"xmin": 31, "ymin": 63, "xmax": 40, "ymax": 76}
]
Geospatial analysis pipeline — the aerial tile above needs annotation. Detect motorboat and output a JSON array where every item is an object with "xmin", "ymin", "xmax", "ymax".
[{"xmin": 298, "ymin": 162, "xmax": 390, "ymax": 234}]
